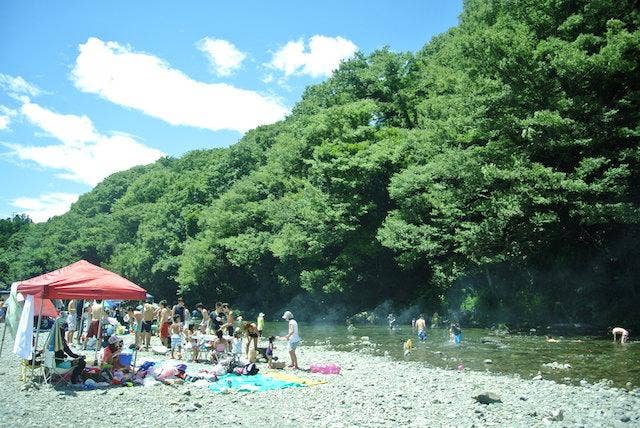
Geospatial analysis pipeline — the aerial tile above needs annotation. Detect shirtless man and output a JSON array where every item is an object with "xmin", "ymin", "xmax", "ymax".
[
  {"xmin": 158, "ymin": 300, "xmax": 172, "ymax": 347},
  {"xmin": 83, "ymin": 300, "xmax": 105, "ymax": 349},
  {"xmin": 125, "ymin": 306, "xmax": 143, "ymax": 348},
  {"xmin": 141, "ymin": 301, "xmax": 156, "ymax": 350},
  {"xmin": 612, "ymin": 327, "xmax": 629, "ymax": 343},
  {"xmin": 196, "ymin": 303, "xmax": 209, "ymax": 334},
  {"xmin": 415, "ymin": 314, "xmax": 427, "ymax": 341}
]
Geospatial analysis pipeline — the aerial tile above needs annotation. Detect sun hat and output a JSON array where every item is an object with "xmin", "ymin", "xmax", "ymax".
[
  {"xmin": 259, "ymin": 312, "xmax": 265, "ymax": 317},
  {"xmin": 282, "ymin": 311, "xmax": 293, "ymax": 320}
]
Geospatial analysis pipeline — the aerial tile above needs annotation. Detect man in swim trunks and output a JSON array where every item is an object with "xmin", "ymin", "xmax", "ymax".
[
  {"xmin": 158, "ymin": 300, "xmax": 172, "ymax": 347},
  {"xmin": 141, "ymin": 301, "xmax": 156, "ymax": 350},
  {"xmin": 83, "ymin": 300, "xmax": 104, "ymax": 349},
  {"xmin": 415, "ymin": 314, "xmax": 427, "ymax": 341}
]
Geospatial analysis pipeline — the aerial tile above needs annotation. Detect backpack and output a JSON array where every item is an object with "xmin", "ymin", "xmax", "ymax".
[{"xmin": 242, "ymin": 363, "xmax": 259, "ymax": 375}]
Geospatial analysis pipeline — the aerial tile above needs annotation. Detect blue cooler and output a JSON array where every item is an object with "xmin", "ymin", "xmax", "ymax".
[{"xmin": 119, "ymin": 352, "xmax": 133, "ymax": 366}]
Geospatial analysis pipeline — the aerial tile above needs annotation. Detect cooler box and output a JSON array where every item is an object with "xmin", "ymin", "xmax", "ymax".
[{"xmin": 119, "ymin": 352, "xmax": 133, "ymax": 366}]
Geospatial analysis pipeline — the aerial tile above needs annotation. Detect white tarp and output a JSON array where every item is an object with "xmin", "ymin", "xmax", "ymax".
[{"xmin": 13, "ymin": 294, "xmax": 34, "ymax": 359}]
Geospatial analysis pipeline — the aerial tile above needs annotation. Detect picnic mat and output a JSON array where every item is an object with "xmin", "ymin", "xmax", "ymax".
[
  {"xmin": 263, "ymin": 370, "xmax": 327, "ymax": 386},
  {"xmin": 208, "ymin": 373, "xmax": 303, "ymax": 393}
]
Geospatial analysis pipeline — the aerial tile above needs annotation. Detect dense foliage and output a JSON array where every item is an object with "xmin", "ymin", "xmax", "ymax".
[{"xmin": 1, "ymin": 0, "xmax": 638, "ymax": 328}]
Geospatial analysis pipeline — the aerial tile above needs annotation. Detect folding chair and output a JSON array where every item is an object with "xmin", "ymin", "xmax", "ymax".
[{"xmin": 42, "ymin": 347, "xmax": 73, "ymax": 386}]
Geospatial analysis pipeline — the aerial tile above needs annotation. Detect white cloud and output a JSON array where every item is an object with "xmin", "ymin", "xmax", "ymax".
[
  {"xmin": 197, "ymin": 37, "xmax": 246, "ymax": 76},
  {"xmin": 0, "ymin": 73, "xmax": 41, "ymax": 97},
  {"xmin": 11, "ymin": 192, "xmax": 79, "ymax": 223},
  {"xmin": 269, "ymin": 35, "xmax": 358, "ymax": 78},
  {"xmin": 0, "ymin": 106, "xmax": 18, "ymax": 130},
  {"xmin": 21, "ymin": 102, "xmax": 98, "ymax": 146},
  {"xmin": 71, "ymin": 37, "xmax": 288, "ymax": 133},
  {"xmin": 7, "ymin": 101, "xmax": 165, "ymax": 186}
]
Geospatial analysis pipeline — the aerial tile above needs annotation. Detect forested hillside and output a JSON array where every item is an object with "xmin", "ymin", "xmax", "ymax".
[{"xmin": 2, "ymin": 0, "xmax": 638, "ymax": 328}]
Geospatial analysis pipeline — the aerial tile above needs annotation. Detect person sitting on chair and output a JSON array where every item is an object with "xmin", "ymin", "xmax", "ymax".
[{"xmin": 52, "ymin": 317, "xmax": 86, "ymax": 384}]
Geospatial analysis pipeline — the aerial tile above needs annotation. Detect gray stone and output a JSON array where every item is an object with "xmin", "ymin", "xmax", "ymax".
[
  {"xmin": 474, "ymin": 392, "xmax": 502, "ymax": 405},
  {"xmin": 549, "ymin": 409, "xmax": 563, "ymax": 421}
]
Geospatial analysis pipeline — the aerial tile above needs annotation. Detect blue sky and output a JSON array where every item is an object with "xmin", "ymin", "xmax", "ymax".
[{"xmin": 0, "ymin": 0, "xmax": 462, "ymax": 222}]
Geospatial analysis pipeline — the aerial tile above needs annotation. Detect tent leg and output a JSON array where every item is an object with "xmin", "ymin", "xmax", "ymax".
[
  {"xmin": 0, "ymin": 321, "xmax": 7, "ymax": 358},
  {"xmin": 77, "ymin": 301, "xmax": 85, "ymax": 346},
  {"xmin": 31, "ymin": 299, "xmax": 44, "ymax": 381},
  {"xmin": 93, "ymin": 316, "xmax": 102, "ymax": 366}
]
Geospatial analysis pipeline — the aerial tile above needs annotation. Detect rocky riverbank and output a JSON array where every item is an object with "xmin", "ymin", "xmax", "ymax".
[{"xmin": 0, "ymin": 334, "xmax": 638, "ymax": 427}]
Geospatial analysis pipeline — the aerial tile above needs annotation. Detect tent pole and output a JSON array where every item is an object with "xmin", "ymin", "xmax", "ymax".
[
  {"xmin": 0, "ymin": 321, "xmax": 7, "ymax": 358},
  {"xmin": 77, "ymin": 300, "xmax": 85, "ymax": 346},
  {"xmin": 31, "ymin": 298, "xmax": 45, "ymax": 378},
  {"xmin": 131, "ymin": 300, "xmax": 139, "ymax": 373}
]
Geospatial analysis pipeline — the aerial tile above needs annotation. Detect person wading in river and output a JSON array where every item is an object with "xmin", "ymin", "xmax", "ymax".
[{"xmin": 612, "ymin": 327, "xmax": 629, "ymax": 343}]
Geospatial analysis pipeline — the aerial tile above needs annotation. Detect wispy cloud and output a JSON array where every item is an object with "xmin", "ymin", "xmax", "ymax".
[
  {"xmin": 268, "ymin": 35, "xmax": 357, "ymax": 78},
  {"xmin": 71, "ymin": 37, "xmax": 288, "ymax": 133},
  {"xmin": 0, "ymin": 73, "xmax": 41, "ymax": 98},
  {"xmin": 0, "ymin": 115, "xmax": 9, "ymax": 130},
  {"xmin": 10, "ymin": 192, "xmax": 79, "ymax": 223},
  {"xmin": 197, "ymin": 37, "xmax": 246, "ymax": 76},
  {"xmin": 6, "ymin": 101, "xmax": 165, "ymax": 186}
]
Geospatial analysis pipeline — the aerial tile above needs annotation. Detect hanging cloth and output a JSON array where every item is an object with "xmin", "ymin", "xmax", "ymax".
[{"xmin": 13, "ymin": 294, "xmax": 35, "ymax": 359}]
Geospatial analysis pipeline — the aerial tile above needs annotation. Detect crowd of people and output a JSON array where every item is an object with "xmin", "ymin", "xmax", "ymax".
[{"xmin": 46, "ymin": 296, "xmax": 303, "ymax": 383}]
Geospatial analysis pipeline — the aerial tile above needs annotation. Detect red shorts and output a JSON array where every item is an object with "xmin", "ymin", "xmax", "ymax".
[
  {"xmin": 160, "ymin": 322, "xmax": 170, "ymax": 338},
  {"xmin": 87, "ymin": 320, "xmax": 99, "ymax": 338}
]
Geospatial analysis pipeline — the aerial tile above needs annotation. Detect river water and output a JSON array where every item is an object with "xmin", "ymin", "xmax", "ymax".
[{"xmin": 266, "ymin": 323, "xmax": 640, "ymax": 389}]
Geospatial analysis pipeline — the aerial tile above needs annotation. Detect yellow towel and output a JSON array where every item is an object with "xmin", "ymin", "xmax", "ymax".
[{"xmin": 264, "ymin": 370, "xmax": 327, "ymax": 386}]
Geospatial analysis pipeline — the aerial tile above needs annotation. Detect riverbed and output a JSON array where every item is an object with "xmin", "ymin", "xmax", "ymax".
[
  {"xmin": 0, "ymin": 329, "xmax": 639, "ymax": 426},
  {"xmin": 275, "ymin": 323, "xmax": 640, "ymax": 389}
]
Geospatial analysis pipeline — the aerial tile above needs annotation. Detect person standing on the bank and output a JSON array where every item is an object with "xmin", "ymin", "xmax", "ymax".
[
  {"xmin": 257, "ymin": 312, "xmax": 265, "ymax": 337},
  {"xmin": 66, "ymin": 299, "xmax": 77, "ymax": 344},
  {"xmin": 171, "ymin": 297, "xmax": 187, "ymax": 325},
  {"xmin": 280, "ymin": 310, "xmax": 300, "ymax": 369}
]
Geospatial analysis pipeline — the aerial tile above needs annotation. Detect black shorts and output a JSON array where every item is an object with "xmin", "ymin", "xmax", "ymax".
[{"xmin": 141, "ymin": 320, "xmax": 153, "ymax": 333}]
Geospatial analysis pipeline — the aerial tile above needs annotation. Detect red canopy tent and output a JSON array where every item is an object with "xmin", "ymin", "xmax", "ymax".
[
  {"xmin": 16, "ymin": 260, "xmax": 146, "ymax": 300},
  {"xmin": 15, "ymin": 260, "xmax": 147, "ymax": 373}
]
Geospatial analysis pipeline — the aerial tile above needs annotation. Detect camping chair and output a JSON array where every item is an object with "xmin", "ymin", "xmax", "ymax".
[
  {"xmin": 43, "ymin": 346, "xmax": 74, "ymax": 387},
  {"xmin": 42, "ymin": 323, "xmax": 74, "ymax": 386}
]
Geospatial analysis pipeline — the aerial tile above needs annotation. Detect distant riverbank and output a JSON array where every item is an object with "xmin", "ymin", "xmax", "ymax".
[{"xmin": 0, "ymin": 333, "xmax": 639, "ymax": 427}]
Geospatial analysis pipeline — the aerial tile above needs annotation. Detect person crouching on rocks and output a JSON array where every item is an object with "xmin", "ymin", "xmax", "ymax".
[{"xmin": 612, "ymin": 327, "xmax": 629, "ymax": 343}]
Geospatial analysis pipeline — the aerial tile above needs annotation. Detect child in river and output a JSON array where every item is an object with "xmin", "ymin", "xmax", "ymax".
[
  {"xmin": 449, "ymin": 322, "xmax": 462, "ymax": 344},
  {"xmin": 403, "ymin": 338, "xmax": 414, "ymax": 357}
]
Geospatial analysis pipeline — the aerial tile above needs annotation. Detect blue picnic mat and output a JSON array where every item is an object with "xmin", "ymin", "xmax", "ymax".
[{"xmin": 208, "ymin": 373, "xmax": 303, "ymax": 393}]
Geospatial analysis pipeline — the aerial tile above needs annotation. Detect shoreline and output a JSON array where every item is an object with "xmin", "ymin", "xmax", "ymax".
[{"xmin": 0, "ymin": 335, "xmax": 639, "ymax": 427}]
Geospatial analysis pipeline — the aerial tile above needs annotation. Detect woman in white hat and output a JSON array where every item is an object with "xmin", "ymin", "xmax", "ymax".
[{"xmin": 281, "ymin": 311, "xmax": 300, "ymax": 369}]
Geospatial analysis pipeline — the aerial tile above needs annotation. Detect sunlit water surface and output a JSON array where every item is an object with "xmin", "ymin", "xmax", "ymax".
[{"xmin": 265, "ymin": 323, "xmax": 640, "ymax": 389}]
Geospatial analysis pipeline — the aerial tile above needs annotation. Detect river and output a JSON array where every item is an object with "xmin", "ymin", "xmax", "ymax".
[{"xmin": 266, "ymin": 322, "xmax": 640, "ymax": 389}]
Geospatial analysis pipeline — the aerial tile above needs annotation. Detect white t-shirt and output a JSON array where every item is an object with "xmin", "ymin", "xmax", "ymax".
[{"xmin": 288, "ymin": 319, "xmax": 300, "ymax": 342}]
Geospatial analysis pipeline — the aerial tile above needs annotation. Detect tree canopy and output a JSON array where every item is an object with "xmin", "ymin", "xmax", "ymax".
[{"xmin": 1, "ymin": 0, "xmax": 638, "ymax": 328}]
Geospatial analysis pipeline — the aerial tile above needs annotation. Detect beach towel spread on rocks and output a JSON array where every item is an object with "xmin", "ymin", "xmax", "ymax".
[{"xmin": 208, "ymin": 373, "xmax": 303, "ymax": 393}]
